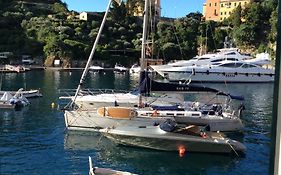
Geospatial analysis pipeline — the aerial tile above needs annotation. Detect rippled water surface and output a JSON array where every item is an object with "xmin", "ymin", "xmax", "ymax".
[{"xmin": 0, "ymin": 70, "xmax": 274, "ymax": 174}]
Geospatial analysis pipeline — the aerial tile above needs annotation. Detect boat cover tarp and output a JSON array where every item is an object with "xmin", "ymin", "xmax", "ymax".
[{"xmin": 159, "ymin": 119, "xmax": 177, "ymax": 132}]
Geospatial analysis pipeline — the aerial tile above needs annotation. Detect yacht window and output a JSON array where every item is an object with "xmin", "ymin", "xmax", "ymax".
[
  {"xmin": 198, "ymin": 57, "xmax": 210, "ymax": 60},
  {"xmin": 219, "ymin": 63, "xmax": 243, "ymax": 68},
  {"xmin": 241, "ymin": 64, "xmax": 257, "ymax": 68},
  {"xmin": 225, "ymin": 52, "xmax": 236, "ymax": 55},
  {"xmin": 211, "ymin": 58, "xmax": 238, "ymax": 63},
  {"xmin": 211, "ymin": 58, "xmax": 224, "ymax": 62},
  {"xmin": 226, "ymin": 58, "xmax": 239, "ymax": 61}
]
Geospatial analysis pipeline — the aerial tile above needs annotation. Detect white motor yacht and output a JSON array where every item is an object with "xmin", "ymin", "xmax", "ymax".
[
  {"xmin": 151, "ymin": 47, "xmax": 273, "ymax": 81},
  {"xmin": 152, "ymin": 60, "xmax": 274, "ymax": 83}
]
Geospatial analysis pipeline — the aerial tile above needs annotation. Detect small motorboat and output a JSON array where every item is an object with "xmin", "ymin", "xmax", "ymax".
[
  {"xmin": 0, "ymin": 89, "xmax": 42, "ymax": 98},
  {"xmin": 129, "ymin": 64, "xmax": 141, "ymax": 74},
  {"xmin": 114, "ymin": 63, "xmax": 128, "ymax": 73},
  {"xmin": 89, "ymin": 65, "xmax": 104, "ymax": 73},
  {"xmin": 0, "ymin": 89, "xmax": 30, "ymax": 109},
  {"xmin": 100, "ymin": 119, "xmax": 246, "ymax": 156}
]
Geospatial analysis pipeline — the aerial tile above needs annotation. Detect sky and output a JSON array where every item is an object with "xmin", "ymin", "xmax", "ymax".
[{"xmin": 63, "ymin": 0, "xmax": 205, "ymax": 18}]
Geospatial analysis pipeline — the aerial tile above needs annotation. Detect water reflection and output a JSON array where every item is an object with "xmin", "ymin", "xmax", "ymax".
[
  {"xmin": 64, "ymin": 131, "xmax": 242, "ymax": 175},
  {"xmin": 0, "ymin": 70, "xmax": 273, "ymax": 174},
  {"xmin": 0, "ymin": 108, "xmax": 28, "ymax": 133}
]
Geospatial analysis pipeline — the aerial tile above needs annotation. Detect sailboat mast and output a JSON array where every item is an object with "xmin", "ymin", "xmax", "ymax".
[
  {"xmin": 140, "ymin": 0, "xmax": 149, "ymax": 70},
  {"xmin": 138, "ymin": 0, "xmax": 149, "ymax": 107},
  {"xmin": 70, "ymin": 0, "xmax": 112, "ymax": 107}
]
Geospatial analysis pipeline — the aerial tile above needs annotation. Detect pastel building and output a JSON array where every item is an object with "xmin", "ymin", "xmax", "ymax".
[
  {"xmin": 131, "ymin": 0, "xmax": 161, "ymax": 17},
  {"xmin": 203, "ymin": 0, "xmax": 251, "ymax": 21},
  {"xmin": 203, "ymin": 0, "xmax": 221, "ymax": 21}
]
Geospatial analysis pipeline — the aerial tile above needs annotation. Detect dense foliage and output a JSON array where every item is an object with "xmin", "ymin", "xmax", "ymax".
[
  {"xmin": 226, "ymin": 0, "xmax": 278, "ymax": 55},
  {"xmin": 0, "ymin": 0, "xmax": 278, "ymax": 67}
]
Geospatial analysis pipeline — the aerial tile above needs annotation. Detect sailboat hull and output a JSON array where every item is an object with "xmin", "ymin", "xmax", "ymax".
[
  {"xmin": 64, "ymin": 108, "xmax": 243, "ymax": 132},
  {"xmin": 64, "ymin": 110, "xmax": 170, "ymax": 132}
]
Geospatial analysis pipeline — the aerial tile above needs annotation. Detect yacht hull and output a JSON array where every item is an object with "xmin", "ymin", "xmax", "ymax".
[{"xmin": 165, "ymin": 71, "xmax": 274, "ymax": 83}]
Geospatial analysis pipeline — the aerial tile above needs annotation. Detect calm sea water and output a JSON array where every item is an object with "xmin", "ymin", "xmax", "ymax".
[{"xmin": 0, "ymin": 70, "xmax": 273, "ymax": 175}]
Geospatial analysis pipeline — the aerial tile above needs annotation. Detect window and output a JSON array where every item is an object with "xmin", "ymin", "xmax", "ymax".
[
  {"xmin": 215, "ymin": 3, "xmax": 217, "ymax": 6},
  {"xmin": 221, "ymin": 12, "xmax": 223, "ymax": 15},
  {"xmin": 211, "ymin": 58, "xmax": 239, "ymax": 63},
  {"xmin": 221, "ymin": 4, "xmax": 223, "ymax": 7},
  {"xmin": 225, "ymin": 12, "xmax": 227, "ymax": 15},
  {"xmin": 226, "ymin": 52, "xmax": 236, "ymax": 55},
  {"xmin": 209, "ymin": 3, "xmax": 211, "ymax": 7},
  {"xmin": 234, "ymin": 2, "xmax": 237, "ymax": 6},
  {"xmin": 198, "ymin": 57, "xmax": 210, "ymax": 60},
  {"xmin": 227, "ymin": 58, "xmax": 239, "ymax": 61},
  {"xmin": 242, "ymin": 64, "xmax": 257, "ymax": 68},
  {"xmin": 219, "ymin": 63, "xmax": 243, "ymax": 68},
  {"xmin": 211, "ymin": 58, "xmax": 224, "ymax": 63}
]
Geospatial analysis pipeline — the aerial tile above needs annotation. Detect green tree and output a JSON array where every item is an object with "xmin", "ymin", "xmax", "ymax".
[
  {"xmin": 228, "ymin": 5, "xmax": 242, "ymax": 28},
  {"xmin": 110, "ymin": 1, "xmax": 127, "ymax": 23}
]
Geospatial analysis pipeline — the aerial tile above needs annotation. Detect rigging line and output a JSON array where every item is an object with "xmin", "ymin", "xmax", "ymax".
[
  {"xmin": 170, "ymin": 19, "xmax": 184, "ymax": 60},
  {"xmin": 205, "ymin": 24, "xmax": 208, "ymax": 53},
  {"xmin": 227, "ymin": 140, "xmax": 240, "ymax": 157},
  {"xmin": 0, "ymin": 71, "xmax": 2, "ymax": 90},
  {"xmin": 70, "ymin": 0, "xmax": 112, "ymax": 108},
  {"xmin": 151, "ymin": 0, "xmax": 158, "ymax": 60}
]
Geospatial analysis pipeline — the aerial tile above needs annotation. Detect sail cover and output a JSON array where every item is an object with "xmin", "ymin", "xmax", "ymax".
[{"xmin": 139, "ymin": 71, "xmax": 244, "ymax": 100}]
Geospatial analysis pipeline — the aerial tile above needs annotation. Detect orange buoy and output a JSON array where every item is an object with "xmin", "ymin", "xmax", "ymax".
[{"xmin": 178, "ymin": 146, "xmax": 186, "ymax": 157}]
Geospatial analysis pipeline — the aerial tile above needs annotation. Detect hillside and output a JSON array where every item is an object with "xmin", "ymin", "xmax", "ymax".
[
  {"xmin": 0, "ymin": 0, "xmax": 278, "ymax": 67},
  {"xmin": 0, "ymin": 0, "xmax": 68, "ymax": 63}
]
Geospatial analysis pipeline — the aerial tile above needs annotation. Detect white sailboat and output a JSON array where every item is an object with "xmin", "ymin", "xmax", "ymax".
[{"xmin": 63, "ymin": 0, "xmax": 244, "ymax": 133}]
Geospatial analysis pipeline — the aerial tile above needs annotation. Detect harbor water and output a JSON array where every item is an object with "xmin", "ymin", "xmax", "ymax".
[{"xmin": 0, "ymin": 70, "xmax": 273, "ymax": 174}]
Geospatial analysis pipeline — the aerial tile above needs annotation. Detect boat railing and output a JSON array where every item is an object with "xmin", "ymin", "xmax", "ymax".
[{"xmin": 58, "ymin": 88, "xmax": 132, "ymax": 98}]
